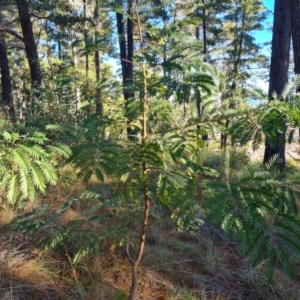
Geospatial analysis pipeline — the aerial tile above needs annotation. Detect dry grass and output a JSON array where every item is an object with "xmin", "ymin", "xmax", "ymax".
[
  {"xmin": 1, "ymin": 165, "xmax": 300, "ymax": 300},
  {"xmin": 0, "ymin": 243, "xmax": 68, "ymax": 299},
  {"xmin": 1, "ymin": 210, "xmax": 300, "ymax": 299}
]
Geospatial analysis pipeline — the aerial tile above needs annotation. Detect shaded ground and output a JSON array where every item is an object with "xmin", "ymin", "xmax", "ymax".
[{"xmin": 248, "ymin": 143, "xmax": 300, "ymax": 162}]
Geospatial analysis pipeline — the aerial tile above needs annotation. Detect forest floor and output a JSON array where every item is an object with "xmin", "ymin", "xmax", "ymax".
[
  {"xmin": 247, "ymin": 132, "xmax": 300, "ymax": 162},
  {"xmin": 248, "ymin": 142, "xmax": 300, "ymax": 161},
  {"xmin": 1, "ymin": 211, "xmax": 300, "ymax": 300},
  {"xmin": 1, "ymin": 147, "xmax": 300, "ymax": 299},
  {"xmin": 1, "ymin": 192, "xmax": 300, "ymax": 299}
]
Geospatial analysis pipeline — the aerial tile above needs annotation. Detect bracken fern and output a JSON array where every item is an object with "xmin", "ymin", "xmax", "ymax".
[
  {"xmin": 0, "ymin": 120, "xmax": 71, "ymax": 207},
  {"xmin": 203, "ymin": 150, "xmax": 300, "ymax": 281}
]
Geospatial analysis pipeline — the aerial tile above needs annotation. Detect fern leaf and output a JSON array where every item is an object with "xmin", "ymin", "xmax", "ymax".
[
  {"xmin": 30, "ymin": 164, "xmax": 46, "ymax": 192},
  {"xmin": 19, "ymin": 168, "xmax": 29, "ymax": 199},
  {"xmin": 27, "ymin": 177, "xmax": 36, "ymax": 202},
  {"xmin": 19, "ymin": 144, "xmax": 46, "ymax": 159},
  {"xmin": 2, "ymin": 131, "xmax": 12, "ymax": 141},
  {"xmin": 35, "ymin": 160, "xmax": 58, "ymax": 185},
  {"xmin": 265, "ymin": 247, "xmax": 276, "ymax": 282},
  {"xmin": 275, "ymin": 246, "xmax": 294, "ymax": 279},
  {"xmin": 12, "ymin": 149, "xmax": 31, "ymax": 171},
  {"xmin": 48, "ymin": 143, "xmax": 72, "ymax": 158},
  {"xmin": 26, "ymin": 131, "xmax": 48, "ymax": 143},
  {"xmin": 249, "ymin": 234, "xmax": 268, "ymax": 267},
  {"xmin": 7, "ymin": 175, "xmax": 20, "ymax": 204}
]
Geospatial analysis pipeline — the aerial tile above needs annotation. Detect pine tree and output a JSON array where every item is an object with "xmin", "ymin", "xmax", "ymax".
[
  {"xmin": 263, "ymin": 0, "xmax": 291, "ymax": 170},
  {"xmin": 0, "ymin": 9, "xmax": 15, "ymax": 122},
  {"xmin": 16, "ymin": 0, "xmax": 43, "ymax": 90}
]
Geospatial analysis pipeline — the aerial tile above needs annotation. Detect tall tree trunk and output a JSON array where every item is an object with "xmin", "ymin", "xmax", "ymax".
[
  {"xmin": 290, "ymin": 0, "xmax": 300, "ymax": 144},
  {"xmin": 291, "ymin": 0, "xmax": 300, "ymax": 86},
  {"xmin": 231, "ymin": 11, "xmax": 245, "ymax": 92},
  {"xmin": 195, "ymin": 1, "xmax": 208, "ymax": 141},
  {"xmin": 57, "ymin": 33, "xmax": 63, "ymax": 105},
  {"xmin": 221, "ymin": 9, "xmax": 246, "ymax": 150},
  {"xmin": 127, "ymin": 0, "xmax": 134, "ymax": 86},
  {"xmin": 94, "ymin": 0, "xmax": 103, "ymax": 115},
  {"xmin": 202, "ymin": 0, "xmax": 207, "ymax": 61},
  {"xmin": 263, "ymin": 0, "xmax": 291, "ymax": 171},
  {"xmin": 0, "ymin": 11, "xmax": 15, "ymax": 122},
  {"xmin": 71, "ymin": 36, "xmax": 81, "ymax": 112},
  {"xmin": 83, "ymin": 0, "xmax": 89, "ymax": 81},
  {"xmin": 83, "ymin": 0, "xmax": 90, "ymax": 114},
  {"xmin": 16, "ymin": 0, "xmax": 42, "ymax": 89},
  {"xmin": 201, "ymin": 0, "xmax": 208, "ymax": 141},
  {"xmin": 116, "ymin": 0, "xmax": 135, "ymax": 141}
]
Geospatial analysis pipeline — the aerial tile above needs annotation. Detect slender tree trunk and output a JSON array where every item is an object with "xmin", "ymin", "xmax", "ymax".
[
  {"xmin": 221, "ymin": 10, "xmax": 245, "ymax": 150},
  {"xmin": 127, "ymin": 0, "xmax": 134, "ymax": 85},
  {"xmin": 263, "ymin": 0, "xmax": 291, "ymax": 171},
  {"xmin": 116, "ymin": 1, "xmax": 135, "ymax": 141},
  {"xmin": 202, "ymin": 0, "xmax": 207, "ymax": 61},
  {"xmin": 57, "ymin": 34, "xmax": 63, "ymax": 104},
  {"xmin": 71, "ymin": 39, "xmax": 81, "ymax": 112},
  {"xmin": 195, "ymin": 2, "xmax": 208, "ymax": 141},
  {"xmin": 83, "ymin": 0, "xmax": 89, "ymax": 81},
  {"xmin": 201, "ymin": 0, "xmax": 208, "ymax": 141},
  {"xmin": 94, "ymin": 0, "xmax": 103, "ymax": 115},
  {"xmin": 116, "ymin": 11, "xmax": 127, "ymax": 84},
  {"xmin": 83, "ymin": 0, "xmax": 90, "ymax": 114},
  {"xmin": 0, "ymin": 11, "xmax": 15, "ymax": 122},
  {"xmin": 291, "ymin": 0, "xmax": 300, "ymax": 86},
  {"xmin": 290, "ymin": 0, "xmax": 300, "ymax": 145},
  {"xmin": 16, "ymin": 0, "xmax": 42, "ymax": 89},
  {"xmin": 127, "ymin": 3, "xmax": 150, "ymax": 299},
  {"xmin": 231, "ymin": 11, "xmax": 245, "ymax": 92}
]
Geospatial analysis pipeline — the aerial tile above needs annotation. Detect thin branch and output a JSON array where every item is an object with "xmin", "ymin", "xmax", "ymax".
[
  {"xmin": 0, "ymin": 26, "xmax": 29, "ymax": 47},
  {"xmin": 262, "ymin": 4, "xmax": 274, "ymax": 16}
]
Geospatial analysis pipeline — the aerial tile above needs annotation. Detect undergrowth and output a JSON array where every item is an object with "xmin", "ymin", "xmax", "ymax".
[{"xmin": 2, "ymin": 153, "xmax": 300, "ymax": 299}]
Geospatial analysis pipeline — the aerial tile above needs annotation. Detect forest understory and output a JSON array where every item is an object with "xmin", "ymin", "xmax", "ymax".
[
  {"xmin": 2, "ymin": 0, "xmax": 300, "ymax": 299},
  {"xmin": 1, "ymin": 147, "xmax": 300, "ymax": 300}
]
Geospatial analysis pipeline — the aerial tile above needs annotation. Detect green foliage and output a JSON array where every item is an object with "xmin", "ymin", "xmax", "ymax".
[
  {"xmin": 8, "ymin": 112, "xmax": 220, "ymax": 262},
  {"xmin": 229, "ymin": 76, "xmax": 300, "ymax": 150},
  {"xmin": 0, "ymin": 120, "xmax": 71, "ymax": 207},
  {"xmin": 203, "ymin": 151, "xmax": 300, "ymax": 281},
  {"xmin": 3, "ymin": 0, "xmax": 300, "ymax": 295},
  {"xmin": 47, "ymin": 114, "xmax": 123, "ymax": 182}
]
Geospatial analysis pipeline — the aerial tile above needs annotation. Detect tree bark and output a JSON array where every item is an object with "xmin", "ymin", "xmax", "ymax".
[
  {"xmin": 94, "ymin": 0, "xmax": 103, "ymax": 115},
  {"xmin": 116, "ymin": 0, "xmax": 135, "ymax": 141},
  {"xmin": 290, "ymin": 0, "xmax": 300, "ymax": 144},
  {"xmin": 127, "ymin": 0, "xmax": 134, "ymax": 85},
  {"xmin": 71, "ymin": 33, "xmax": 81, "ymax": 112},
  {"xmin": 202, "ymin": 0, "xmax": 209, "ymax": 141},
  {"xmin": 0, "ymin": 27, "xmax": 15, "ymax": 122},
  {"xmin": 291, "ymin": 0, "xmax": 300, "ymax": 87},
  {"xmin": 16, "ymin": 0, "xmax": 42, "ymax": 90},
  {"xmin": 263, "ymin": 0, "xmax": 291, "ymax": 171},
  {"xmin": 195, "ymin": 1, "xmax": 208, "ymax": 141},
  {"xmin": 83, "ymin": 0, "xmax": 89, "ymax": 82}
]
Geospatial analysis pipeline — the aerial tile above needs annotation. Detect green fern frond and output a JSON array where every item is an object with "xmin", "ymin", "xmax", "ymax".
[
  {"xmin": 19, "ymin": 168, "xmax": 29, "ymax": 199},
  {"xmin": 265, "ymin": 247, "xmax": 276, "ymax": 282},
  {"xmin": 204, "ymin": 150, "xmax": 300, "ymax": 281},
  {"xmin": 35, "ymin": 161, "xmax": 58, "ymax": 184},
  {"xmin": 7, "ymin": 175, "xmax": 20, "ymax": 204},
  {"xmin": 26, "ymin": 131, "xmax": 48, "ymax": 144},
  {"xmin": 12, "ymin": 149, "xmax": 31, "ymax": 171},
  {"xmin": 249, "ymin": 233, "xmax": 269, "ymax": 267},
  {"xmin": 281, "ymin": 75, "xmax": 300, "ymax": 99},
  {"xmin": 19, "ymin": 144, "xmax": 46, "ymax": 159},
  {"xmin": 47, "ymin": 143, "xmax": 72, "ymax": 158},
  {"xmin": 30, "ymin": 164, "xmax": 47, "ymax": 192},
  {"xmin": 275, "ymin": 246, "xmax": 294, "ymax": 279}
]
